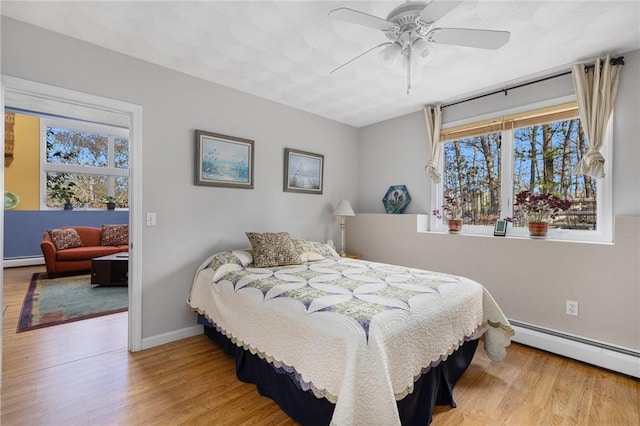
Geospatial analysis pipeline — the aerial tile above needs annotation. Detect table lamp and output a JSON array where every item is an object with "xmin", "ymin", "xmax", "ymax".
[{"xmin": 333, "ymin": 200, "xmax": 355, "ymax": 256}]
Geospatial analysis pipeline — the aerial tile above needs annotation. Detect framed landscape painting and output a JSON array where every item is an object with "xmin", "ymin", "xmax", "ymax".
[
  {"xmin": 195, "ymin": 130, "xmax": 254, "ymax": 189},
  {"xmin": 283, "ymin": 148, "xmax": 324, "ymax": 194}
]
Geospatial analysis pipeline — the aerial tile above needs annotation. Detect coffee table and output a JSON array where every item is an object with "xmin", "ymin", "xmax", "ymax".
[{"xmin": 91, "ymin": 252, "xmax": 129, "ymax": 286}]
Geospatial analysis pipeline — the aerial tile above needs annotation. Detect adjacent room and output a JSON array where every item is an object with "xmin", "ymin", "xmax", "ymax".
[{"xmin": 1, "ymin": 1, "xmax": 638, "ymax": 425}]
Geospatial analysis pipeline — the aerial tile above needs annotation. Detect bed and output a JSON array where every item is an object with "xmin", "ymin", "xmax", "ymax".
[{"xmin": 188, "ymin": 233, "xmax": 514, "ymax": 425}]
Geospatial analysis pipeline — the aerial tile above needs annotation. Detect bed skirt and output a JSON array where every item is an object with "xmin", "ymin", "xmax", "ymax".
[{"xmin": 200, "ymin": 315, "xmax": 478, "ymax": 425}]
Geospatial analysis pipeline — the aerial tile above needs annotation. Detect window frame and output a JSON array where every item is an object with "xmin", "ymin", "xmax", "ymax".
[
  {"xmin": 40, "ymin": 116, "xmax": 129, "ymax": 210},
  {"xmin": 430, "ymin": 95, "xmax": 613, "ymax": 243}
]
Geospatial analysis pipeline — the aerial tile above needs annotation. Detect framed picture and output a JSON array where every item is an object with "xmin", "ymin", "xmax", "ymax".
[
  {"xmin": 195, "ymin": 130, "xmax": 254, "ymax": 189},
  {"xmin": 283, "ymin": 148, "xmax": 324, "ymax": 194},
  {"xmin": 494, "ymin": 219, "xmax": 508, "ymax": 236}
]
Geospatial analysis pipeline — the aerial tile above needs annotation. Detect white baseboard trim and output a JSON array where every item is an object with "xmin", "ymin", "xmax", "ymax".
[
  {"xmin": 4, "ymin": 257, "xmax": 45, "ymax": 268},
  {"xmin": 511, "ymin": 322, "xmax": 639, "ymax": 378},
  {"xmin": 140, "ymin": 324, "xmax": 203, "ymax": 351}
]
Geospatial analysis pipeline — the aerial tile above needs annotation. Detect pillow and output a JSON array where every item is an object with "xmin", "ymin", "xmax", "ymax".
[
  {"xmin": 101, "ymin": 224, "xmax": 129, "ymax": 246},
  {"xmin": 232, "ymin": 249, "xmax": 253, "ymax": 266},
  {"xmin": 207, "ymin": 251, "xmax": 245, "ymax": 282},
  {"xmin": 292, "ymin": 238, "xmax": 325, "ymax": 262},
  {"xmin": 48, "ymin": 228, "xmax": 83, "ymax": 251},
  {"xmin": 245, "ymin": 232, "xmax": 302, "ymax": 268},
  {"xmin": 312, "ymin": 240, "xmax": 340, "ymax": 258}
]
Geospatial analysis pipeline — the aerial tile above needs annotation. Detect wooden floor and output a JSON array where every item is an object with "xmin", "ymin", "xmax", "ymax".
[{"xmin": 2, "ymin": 266, "xmax": 638, "ymax": 425}]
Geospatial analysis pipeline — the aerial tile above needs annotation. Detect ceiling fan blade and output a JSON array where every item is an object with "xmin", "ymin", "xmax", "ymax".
[
  {"xmin": 419, "ymin": 1, "xmax": 465, "ymax": 22},
  {"xmin": 428, "ymin": 28, "xmax": 511, "ymax": 49},
  {"xmin": 329, "ymin": 42, "xmax": 391, "ymax": 75},
  {"xmin": 329, "ymin": 7, "xmax": 396, "ymax": 31}
]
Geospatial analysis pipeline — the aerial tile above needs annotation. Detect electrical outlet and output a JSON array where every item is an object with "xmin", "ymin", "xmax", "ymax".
[{"xmin": 566, "ymin": 300, "xmax": 579, "ymax": 316}]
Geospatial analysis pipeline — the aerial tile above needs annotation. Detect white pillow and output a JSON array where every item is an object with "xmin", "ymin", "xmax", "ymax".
[{"xmin": 232, "ymin": 249, "xmax": 253, "ymax": 266}]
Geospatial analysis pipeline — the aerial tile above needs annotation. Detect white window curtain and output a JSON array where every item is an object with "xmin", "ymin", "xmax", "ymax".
[
  {"xmin": 572, "ymin": 54, "xmax": 622, "ymax": 178},
  {"xmin": 423, "ymin": 105, "xmax": 443, "ymax": 183}
]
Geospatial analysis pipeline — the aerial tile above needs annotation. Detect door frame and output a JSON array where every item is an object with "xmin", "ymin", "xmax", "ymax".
[{"xmin": 0, "ymin": 76, "xmax": 143, "ymax": 358}]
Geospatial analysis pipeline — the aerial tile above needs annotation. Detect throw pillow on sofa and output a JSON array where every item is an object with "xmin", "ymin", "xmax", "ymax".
[
  {"xmin": 48, "ymin": 228, "xmax": 84, "ymax": 250},
  {"xmin": 101, "ymin": 224, "xmax": 129, "ymax": 246}
]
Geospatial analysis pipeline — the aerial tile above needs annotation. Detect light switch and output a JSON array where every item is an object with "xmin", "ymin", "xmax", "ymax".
[{"xmin": 146, "ymin": 212, "xmax": 157, "ymax": 226}]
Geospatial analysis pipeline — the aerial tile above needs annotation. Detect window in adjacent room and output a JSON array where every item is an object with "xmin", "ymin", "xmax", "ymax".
[
  {"xmin": 41, "ymin": 117, "xmax": 129, "ymax": 209},
  {"xmin": 433, "ymin": 99, "xmax": 611, "ymax": 242}
]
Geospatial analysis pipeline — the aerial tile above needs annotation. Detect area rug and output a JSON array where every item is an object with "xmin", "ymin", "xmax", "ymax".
[{"xmin": 17, "ymin": 273, "xmax": 128, "ymax": 332}]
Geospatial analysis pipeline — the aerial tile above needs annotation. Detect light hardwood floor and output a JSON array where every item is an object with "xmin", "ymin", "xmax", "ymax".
[{"xmin": 2, "ymin": 266, "xmax": 639, "ymax": 425}]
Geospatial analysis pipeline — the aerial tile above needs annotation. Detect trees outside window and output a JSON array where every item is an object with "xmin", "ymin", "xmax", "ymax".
[
  {"xmin": 513, "ymin": 120, "xmax": 597, "ymax": 230},
  {"xmin": 42, "ymin": 117, "xmax": 129, "ymax": 209},
  {"xmin": 443, "ymin": 132, "xmax": 501, "ymax": 226}
]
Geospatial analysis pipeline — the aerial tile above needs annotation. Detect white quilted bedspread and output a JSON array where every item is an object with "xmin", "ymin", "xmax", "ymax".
[{"xmin": 188, "ymin": 256, "xmax": 513, "ymax": 426}]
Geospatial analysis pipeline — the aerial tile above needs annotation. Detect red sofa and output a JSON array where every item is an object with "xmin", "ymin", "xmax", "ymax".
[{"xmin": 41, "ymin": 226, "xmax": 128, "ymax": 276}]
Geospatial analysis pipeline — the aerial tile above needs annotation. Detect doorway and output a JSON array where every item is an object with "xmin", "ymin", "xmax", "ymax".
[{"xmin": 1, "ymin": 76, "xmax": 143, "ymax": 383}]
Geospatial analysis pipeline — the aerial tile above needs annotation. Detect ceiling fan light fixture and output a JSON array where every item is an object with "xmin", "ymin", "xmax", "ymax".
[
  {"xmin": 412, "ymin": 37, "xmax": 430, "ymax": 57},
  {"xmin": 379, "ymin": 43, "xmax": 402, "ymax": 67}
]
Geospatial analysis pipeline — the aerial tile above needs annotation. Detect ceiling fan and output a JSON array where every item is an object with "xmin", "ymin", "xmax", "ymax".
[{"xmin": 328, "ymin": 1, "xmax": 511, "ymax": 95}]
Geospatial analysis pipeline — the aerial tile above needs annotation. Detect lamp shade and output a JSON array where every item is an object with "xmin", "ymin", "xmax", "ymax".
[{"xmin": 333, "ymin": 200, "xmax": 355, "ymax": 216}]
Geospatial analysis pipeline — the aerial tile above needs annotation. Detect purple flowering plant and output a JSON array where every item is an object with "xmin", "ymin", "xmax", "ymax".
[
  {"xmin": 514, "ymin": 190, "xmax": 572, "ymax": 223},
  {"xmin": 432, "ymin": 190, "xmax": 469, "ymax": 220}
]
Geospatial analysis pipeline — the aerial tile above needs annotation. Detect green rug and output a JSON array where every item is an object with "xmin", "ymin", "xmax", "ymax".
[{"xmin": 17, "ymin": 272, "xmax": 128, "ymax": 332}]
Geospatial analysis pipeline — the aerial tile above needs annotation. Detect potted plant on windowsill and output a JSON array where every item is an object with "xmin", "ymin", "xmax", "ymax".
[
  {"xmin": 98, "ymin": 195, "xmax": 117, "ymax": 210},
  {"xmin": 48, "ymin": 181, "xmax": 80, "ymax": 210},
  {"xmin": 514, "ymin": 190, "xmax": 572, "ymax": 238},
  {"xmin": 433, "ymin": 190, "xmax": 469, "ymax": 233}
]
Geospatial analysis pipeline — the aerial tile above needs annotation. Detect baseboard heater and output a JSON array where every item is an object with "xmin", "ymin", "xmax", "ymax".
[{"xmin": 509, "ymin": 319, "xmax": 639, "ymax": 378}]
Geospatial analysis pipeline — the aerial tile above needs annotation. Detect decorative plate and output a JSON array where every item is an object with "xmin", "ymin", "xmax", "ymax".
[
  {"xmin": 4, "ymin": 191, "xmax": 20, "ymax": 210},
  {"xmin": 382, "ymin": 185, "xmax": 411, "ymax": 214}
]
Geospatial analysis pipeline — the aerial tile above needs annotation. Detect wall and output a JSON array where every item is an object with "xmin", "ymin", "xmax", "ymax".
[
  {"xmin": 1, "ymin": 18, "xmax": 359, "ymax": 340},
  {"xmin": 355, "ymin": 49, "xmax": 640, "ymax": 351},
  {"xmin": 348, "ymin": 214, "xmax": 639, "ymax": 350},
  {"xmin": 4, "ymin": 113, "xmax": 39, "ymax": 210},
  {"xmin": 4, "ymin": 210, "xmax": 128, "ymax": 258}
]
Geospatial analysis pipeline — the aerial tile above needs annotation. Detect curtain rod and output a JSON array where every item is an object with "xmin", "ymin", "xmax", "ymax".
[{"xmin": 442, "ymin": 56, "xmax": 625, "ymax": 109}]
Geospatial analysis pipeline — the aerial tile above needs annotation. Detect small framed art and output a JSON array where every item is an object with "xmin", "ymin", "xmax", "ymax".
[
  {"xmin": 283, "ymin": 148, "xmax": 324, "ymax": 194},
  {"xmin": 195, "ymin": 130, "xmax": 254, "ymax": 189},
  {"xmin": 494, "ymin": 219, "xmax": 508, "ymax": 236}
]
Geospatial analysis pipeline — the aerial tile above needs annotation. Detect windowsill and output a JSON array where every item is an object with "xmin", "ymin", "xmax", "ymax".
[
  {"xmin": 41, "ymin": 208, "xmax": 130, "ymax": 211},
  {"xmin": 415, "ymin": 214, "xmax": 613, "ymax": 245},
  {"xmin": 417, "ymin": 229, "xmax": 614, "ymax": 246}
]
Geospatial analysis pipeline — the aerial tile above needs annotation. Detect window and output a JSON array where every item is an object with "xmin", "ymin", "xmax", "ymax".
[
  {"xmin": 433, "ymin": 100, "xmax": 611, "ymax": 242},
  {"xmin": 41, "ymin": 117, "xmax": 129, "ymax": 209},
  {"xmin": 443, "ymin": 132, "xmax": 502, "ymax": 225}
]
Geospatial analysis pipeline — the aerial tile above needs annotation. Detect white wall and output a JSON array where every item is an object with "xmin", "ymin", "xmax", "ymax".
[
  {"xmin": 348, "ymin": 214, "xmax": 639, "ymax": 351},
  {"xmin": 1, "ymin": 18, "xmax": 359, "ymax": 339},
  {"xmin": 355, "ymin": 49, "xmax": 640, "ymax": 350}
]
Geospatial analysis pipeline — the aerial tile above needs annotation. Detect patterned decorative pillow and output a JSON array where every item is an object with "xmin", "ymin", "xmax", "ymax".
[
  {"xmin": 245, "ymin": 232, "xmax": 302, "ymax": 268},
  {"xmin": 48, "ymin": 228, "xmax": 83, "ymax": 251},
  {"xmin": 292, "ymin": 238, "xmax": 325, "ymax": 262},
  {"xmin": 312, "ymin": 240, "xmax": 340, "ymax": 258},
  {"xmin": 101, "ymin": 224, "xmax": 129, "ymax": 246}
]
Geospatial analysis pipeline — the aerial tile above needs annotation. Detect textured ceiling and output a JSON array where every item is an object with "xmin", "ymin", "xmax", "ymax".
[{"xmin": 2, "ymin": 1, "xmax": 639, "ymax": 128}]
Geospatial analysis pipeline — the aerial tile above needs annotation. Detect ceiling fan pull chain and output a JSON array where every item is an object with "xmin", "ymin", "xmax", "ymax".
[{"xmin": 407, "ymin": 44, "xmax": 412, "ymax": 95}]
